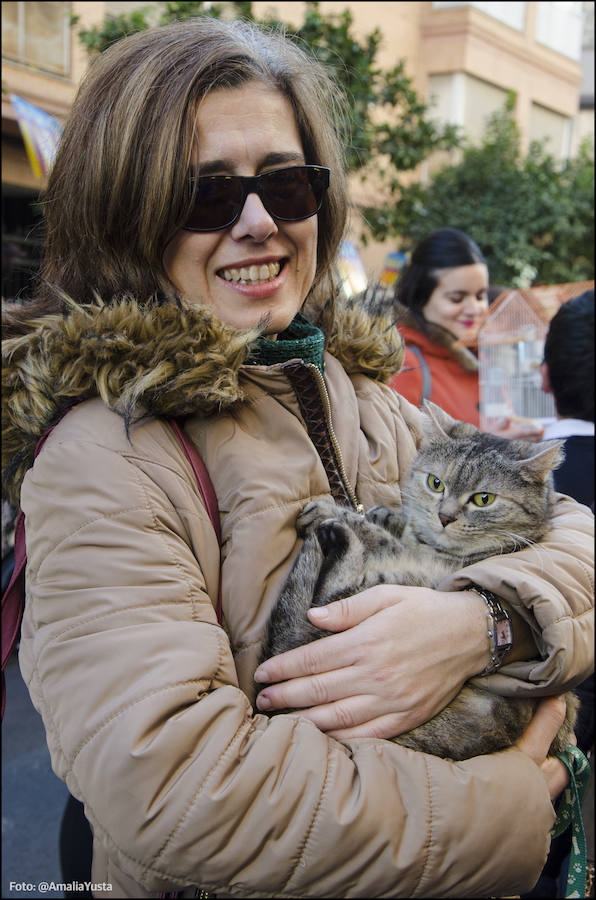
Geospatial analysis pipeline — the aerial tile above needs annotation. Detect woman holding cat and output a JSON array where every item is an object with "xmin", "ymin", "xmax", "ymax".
[
  {"xmin": 2, "ymin": 17, "xmax": 593, "ymax": 899},
  {"xmin": 387, "ymin": 227, "xmax": 544, "ymax": 439}
]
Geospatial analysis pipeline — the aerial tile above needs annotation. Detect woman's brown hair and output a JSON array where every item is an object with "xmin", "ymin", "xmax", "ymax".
[{"xmin": 11, "ymin": 17, "xmax": 348, "ymax": 325}]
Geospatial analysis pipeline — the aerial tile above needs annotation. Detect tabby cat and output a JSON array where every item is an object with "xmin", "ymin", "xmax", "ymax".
[{"xmin": 258, "ymin": 400, "xmax": 577, "ymax": 760}]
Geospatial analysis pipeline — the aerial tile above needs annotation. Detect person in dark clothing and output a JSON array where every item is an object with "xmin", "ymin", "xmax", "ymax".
[
  {"xmin": 523, "ymin": 288, "xmax": 594, "ymax": 899},
  {"xmin": 541, "ymin": 288, "xmax": 594, "ymax": 508},
  {"xmin": 59, "ymin": 795, "xmax": 93, "ymax": 898}
]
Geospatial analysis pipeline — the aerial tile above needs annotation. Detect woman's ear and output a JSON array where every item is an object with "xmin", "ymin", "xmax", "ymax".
[{"xmin": 540, "ymin": 361, "xmax": 552, "ymax": 395}]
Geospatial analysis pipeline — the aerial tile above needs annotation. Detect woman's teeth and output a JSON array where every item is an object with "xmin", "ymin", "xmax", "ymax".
[{"xmin": 221, "ymin": 262, "xmax": 281, "ymax": 284}]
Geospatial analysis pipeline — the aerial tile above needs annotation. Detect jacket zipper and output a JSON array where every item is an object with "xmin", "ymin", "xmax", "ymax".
[{"xmin": 306, "ymin": 363, "xmax": 364, "ymax": 514}]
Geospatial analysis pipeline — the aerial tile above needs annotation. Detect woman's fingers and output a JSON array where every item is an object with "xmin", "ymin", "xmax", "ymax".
[
  {"xmin": 256, "ymin": 666, "xmax": 361, "ymax": 711},
  {"xmin": 516, "ymin": 696, "xmax": 567, "ymax": 765},
  {"xmin": 540, "ymin": 756, "xmax": 571, "ymax": 801},
  {"xmin": 254, "ymin": 586, "xmax": 406, "ymax": 688},
  {"xmin": 253, "ymin": 586, "xmax": 402, "ymax": 686},
  {"xmin": 254, "ymin": 629, "xmax": 366, "ymax": 686},
  {"xmin": 254, "ymin": 587, "xmax": 490, "ymax": 736},
  {"xmin": 515, "ymin": 696, "xmax": 572, "ymax": 802},
  {"xmin": 306, "ymin": 585, "xmax": 403, "ymax": 631}
]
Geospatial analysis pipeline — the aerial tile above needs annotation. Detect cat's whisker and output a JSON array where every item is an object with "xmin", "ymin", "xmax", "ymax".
[
  {"xmin": 492, "ymin": 530, "xmax": 531, "ymax": 551},
  {"xmin": 492, "ymin": 531, "xmax": 547, "ymax": 574}
]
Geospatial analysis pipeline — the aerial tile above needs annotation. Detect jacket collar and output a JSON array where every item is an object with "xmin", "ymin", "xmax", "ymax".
[{"xmin": 2, "ymin": 293, "xmax": 404, "ymax": 502}]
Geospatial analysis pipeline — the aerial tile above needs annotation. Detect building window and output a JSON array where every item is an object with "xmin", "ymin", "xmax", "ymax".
[
  {"xmin": 432, "ymin": 2, "xmax": 527, "ymax": 32},
  {"xmin": 1, "ymin": 1, "xmax": 71, "ymax": 76},
  {"xmin": 428, "ymin": 72, "xmax": 508, "ymax": 143},
  {"xmin": 529, "ymin": 103, "xmax": 571, "ymax": 159},
  {"xmin": 535, "ymin": 1, "xmax": 583, "ymax": 61}
]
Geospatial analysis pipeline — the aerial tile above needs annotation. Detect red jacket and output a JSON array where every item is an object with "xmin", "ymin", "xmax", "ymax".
[{"xmin": 388, "ymin": 325, "xmax": 480, "ymax": 426}]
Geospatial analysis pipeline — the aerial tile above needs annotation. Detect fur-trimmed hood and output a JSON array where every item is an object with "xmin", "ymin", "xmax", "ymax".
[{"xmin": 2, "ymin": 293, "xmax": 404, "ymax": 503}]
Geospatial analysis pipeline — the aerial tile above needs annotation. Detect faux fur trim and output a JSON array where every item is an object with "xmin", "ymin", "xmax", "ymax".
[
  {"xmin": 393, "ymin": 300, "xmax": 479, "ymax": 373},
  {"xmin": 324, "ymin": 288, "xmax": 405, "ymax": 383},
  {"xmin": 2, "ymin": 296, "xmax": 258, "ymax": 503},
  {"xmin": 2, "ymin": 292, "xmax": 404, "ymax": 503}
]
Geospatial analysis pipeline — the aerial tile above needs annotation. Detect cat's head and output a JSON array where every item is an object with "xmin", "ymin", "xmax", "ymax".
[{"xmin": 402, "ymin": 401, "xmax": 565, "ymax": 562}]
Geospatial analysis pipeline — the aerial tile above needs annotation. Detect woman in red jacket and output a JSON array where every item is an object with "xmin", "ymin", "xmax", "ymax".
[{"xmin": 388, "ymin": 228, "xmax": 542, "ymax": 438}]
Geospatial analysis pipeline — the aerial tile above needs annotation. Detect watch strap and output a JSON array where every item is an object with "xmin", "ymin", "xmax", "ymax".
[{"xmin": 470, "ymin": 585, "xmax": 513, "ymax": 676}]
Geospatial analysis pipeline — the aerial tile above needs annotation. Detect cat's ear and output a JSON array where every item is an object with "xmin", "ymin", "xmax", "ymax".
[
  {"xmin": 421, "ymin": 400, "xmax": 472, "ymax": 438},
  {"xmin": 511, "ymin": 440, "xmax": 565, "ymax": 482}
]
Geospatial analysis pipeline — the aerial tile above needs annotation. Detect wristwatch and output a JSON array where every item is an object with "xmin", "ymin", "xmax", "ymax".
[{"xmin": 470, "ymin": 586, "xmax": 513, "ymax": 676}]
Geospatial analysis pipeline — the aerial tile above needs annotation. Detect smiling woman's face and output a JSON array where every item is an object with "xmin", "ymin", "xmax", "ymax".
[
  {"xmin": 162, "ymin": 82, "xmax": 319, "ymax": 336},
  {"xmin": 422, "ymin": 263, "xmax": 489, "ymax": 340}
]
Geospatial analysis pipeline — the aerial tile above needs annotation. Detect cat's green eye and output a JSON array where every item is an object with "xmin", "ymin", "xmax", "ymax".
[
  {"xmin": 471, "ymin": 492, "xmax": 496, "ymax": 507},
  {"xmin": 426, "ymin": 474, "xmax": 445, "ymax": 493}
]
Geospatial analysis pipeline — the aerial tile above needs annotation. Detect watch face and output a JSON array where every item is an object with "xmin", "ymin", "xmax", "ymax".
[{"xmin": 496, "ymin": 620, "xmax": 513, "ymax": 648}]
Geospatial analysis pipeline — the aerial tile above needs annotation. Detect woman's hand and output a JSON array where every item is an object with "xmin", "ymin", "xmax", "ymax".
[
  {"xmin": 516, "ymin": 696, "xmax": 571, "ymax": 801},
  {"xmin": 489, "ymin": 417, "xmax": 544, "ymax": 442},
  {"xmin": 254, "ymin": 585, "xmax": 489, "ymax": 740}
]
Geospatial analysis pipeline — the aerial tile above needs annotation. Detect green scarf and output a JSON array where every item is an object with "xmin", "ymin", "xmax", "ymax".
[{"xmin": 246, "ymin": 313, "xmax": 325, "ymax": 374}]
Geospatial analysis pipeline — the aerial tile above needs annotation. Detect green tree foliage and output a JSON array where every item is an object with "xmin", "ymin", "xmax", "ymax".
[
  {"xmin": 370, "ymin": 96, "xmax": 595, "ymax": 287},
  {"xmin": 70, "ymin": 0, "xmax": 460, "ymax": 233}
]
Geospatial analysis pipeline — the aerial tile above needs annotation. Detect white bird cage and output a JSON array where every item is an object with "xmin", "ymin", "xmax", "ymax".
[{"xmin": 477, "ymin": 283, "xmax": 594, "ymax": 432}]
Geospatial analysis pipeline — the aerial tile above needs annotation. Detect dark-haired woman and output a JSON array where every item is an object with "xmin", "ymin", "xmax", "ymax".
[
  {"xmin": 2, "ymin": 18, "xmax": 592, "ymax": 899},
  {"xmin": 388, "ymin": 227, "xmax": 543, "ymax": 438}
]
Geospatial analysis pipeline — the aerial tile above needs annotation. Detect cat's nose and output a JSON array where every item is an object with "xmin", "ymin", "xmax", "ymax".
[{"xmin": 439, "ymin": 512, "xmax": 457, "ymax": 528}]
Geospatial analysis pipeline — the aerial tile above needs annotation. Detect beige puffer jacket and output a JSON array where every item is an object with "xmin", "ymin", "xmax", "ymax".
[{"xmin": 2, "ymin": 297, "xmax": 594, "ymax": 899}]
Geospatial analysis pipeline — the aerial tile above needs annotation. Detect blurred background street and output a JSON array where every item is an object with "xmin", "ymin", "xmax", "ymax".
[{"xmin": 2, "ymin": 652, "xmax": 67, "ymax": 899}]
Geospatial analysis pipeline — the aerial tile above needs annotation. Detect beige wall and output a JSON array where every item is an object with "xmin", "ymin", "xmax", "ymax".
[
  {"xmin": 418, "ymin": 3, "xmax": 582, "ymax": 151},
  {"xmin": 253, "ymin": 2, "xmax": 428, "ymax": 82}
]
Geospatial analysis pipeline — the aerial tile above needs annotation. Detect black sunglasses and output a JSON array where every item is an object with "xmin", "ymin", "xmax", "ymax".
[{"xmin": 183, "ymin": 164, "xmax": 330, "ymax": 232}]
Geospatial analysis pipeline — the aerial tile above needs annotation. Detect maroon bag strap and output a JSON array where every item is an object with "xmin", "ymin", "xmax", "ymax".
[
  {"xmin": 1, "ymin": 421, "xmax": 62, "ymax": 719},
  {"xmin": 167, "ymin": 417, "xmax": 222, "ymax": 623},
  {"xmin": 1, "ymin": 414, "xmax": 222, "ymax": 720}
]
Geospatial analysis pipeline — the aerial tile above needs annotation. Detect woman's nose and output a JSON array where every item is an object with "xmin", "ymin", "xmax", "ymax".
[
  {"xmin": 230, "ymin": 191, "xmax": 278, "ymax": 242},
  {"xmin": 463, "ymin": 296, "xmax": 485, "ymax": 315}
]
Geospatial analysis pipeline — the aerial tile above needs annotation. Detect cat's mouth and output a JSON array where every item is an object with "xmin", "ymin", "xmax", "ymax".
[
  {"xmin": 417, "ymin": 532, "xmax": 489, "ymax": 565},
  {"xmin": 414, "ymin": 529, "xmax": 465, "ymax": 558}
]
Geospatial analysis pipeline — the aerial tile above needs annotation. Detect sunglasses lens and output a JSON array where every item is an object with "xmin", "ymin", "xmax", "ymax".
[
  {"xmin": 184, "ymin": 166, "xmax": 329, "ymax": 231},
  {"xmin": 262, "ymin": 167, "xmax": 327, "ymax": 221},
  {"xmin": 185, "ymin": 176, "xmax": 243, "ymax": 231}
]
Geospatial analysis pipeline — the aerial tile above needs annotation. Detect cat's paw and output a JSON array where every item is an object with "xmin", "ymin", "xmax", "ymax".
[
  {"xmin": 316, "ymin": 520, "xmax": 350, "ymax": 556},
  {"xmin": 297, "ymin": 499, "xmax": 341, "ymax": 536},
  {"xmin": 366, "ymin": 505, "xmax": 405, "ymax": 537}
]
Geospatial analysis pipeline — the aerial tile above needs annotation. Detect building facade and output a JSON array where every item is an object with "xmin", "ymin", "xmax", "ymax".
[{"xmin": 1, "ymin": 0, "xmax": 592, "ymax": 294}]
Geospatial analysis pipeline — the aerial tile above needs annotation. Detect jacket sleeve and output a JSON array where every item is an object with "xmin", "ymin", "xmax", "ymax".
[
  {"xmin": 19, "ymin": 425, "xmax": 559, "ymax": 899},
  {"xmin": 441, "ymin": 493, "xmax": 594, "ymax": 695}
]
